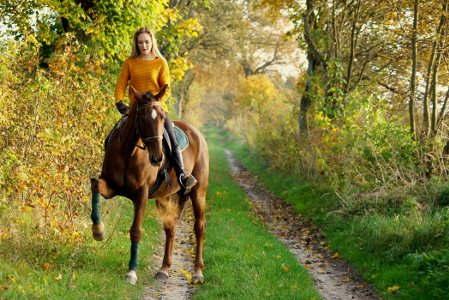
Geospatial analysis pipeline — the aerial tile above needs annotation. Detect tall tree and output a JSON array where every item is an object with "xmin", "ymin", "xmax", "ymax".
[{"xmin": 166, "ymin": 0, "xmax": 300, "ymax": 119}]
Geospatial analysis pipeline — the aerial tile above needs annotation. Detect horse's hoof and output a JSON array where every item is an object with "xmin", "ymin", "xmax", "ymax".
[
  {"xmin": 155, "ymin": 271, "xmax": 169, "ymax": 280},
  {"xmin": 125, "ymin": 270, "xmax": 137, "ymax": 285},
  {"xmin": 92, "ymin": 222, "xmax": 105, "ymax": 241},
  {"xmin": 192, "ymin": 273, "xmax": 204, "ymax": 284}
]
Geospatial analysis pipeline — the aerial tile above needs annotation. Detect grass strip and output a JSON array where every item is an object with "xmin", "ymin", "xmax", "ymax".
[
  {"xmin": 224, "ymin": 130, "xmax": 449, "ymax": 299},
  {"xmin": 0, "ymin": 197, "xmax": 161, "ymax": 299},
  {"xmin": 194, "ymin": 128, "xmax": 322, "ymax": 300}
]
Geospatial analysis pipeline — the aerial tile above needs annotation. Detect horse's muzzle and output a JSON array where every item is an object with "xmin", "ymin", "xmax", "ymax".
[{"xmin": 150, "ymin": 153, "xmax": 164, "ymax": 167}]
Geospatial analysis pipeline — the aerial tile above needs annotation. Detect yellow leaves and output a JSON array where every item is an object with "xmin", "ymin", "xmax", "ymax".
[
  {"xmin": 180, "ymin": 267, "xmax": 192, "ymax": 282},
  {"xmin": 26, "ymin": 35, "xmax": 39, "ymax": 45},
  {"xmin": 303, "ymin": 264, "xmax": 313, "ymax": 269},
  {"xmin": 95, "ymin": 66, "xmax": 104, "ymax": 75},
  {"xmin": 387, "ymin": 285, "xmax": 400, "ymax": 293},
  {"xmin": 184, "ymin": 249, "xmax": 195, "ymax": 255},
  {"xmin": 330, "ymin": 252, "xmax": 340, "ymax": 259},
  {"xmin": 18, "ymin": 206, "xmax": 34, "ymax": 212},
  {"xmin": 235, "ymin": 74, "xmax": 277, "ymax": 111},
  {"xmin": 355, "ymin": 282, "xmax": 368, "ymax": 289},
  {"xmin": 54, "ymin": 273, "xmax": 63, "ymax": 281},
  {"xmin": 170, "ymin": 56, "xmax": 194, "ymax": 83},
  {"xmin": 0, "ymin": 228, "xmax": 9, "ymax": 239},
  {"xmin": 315, "ymin": 158, "xmax": 325, "ymax": 168}
]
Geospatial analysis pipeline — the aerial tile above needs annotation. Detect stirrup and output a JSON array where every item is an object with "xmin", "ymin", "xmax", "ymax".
[{"xmin": 179, "ymin": 173, "xmax": 197, "ymax": 193}]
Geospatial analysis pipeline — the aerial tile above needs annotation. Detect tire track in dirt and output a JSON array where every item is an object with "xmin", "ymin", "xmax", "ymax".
[
  {"xmin": 225, "ymin": 149, "xmax": 381, "ymax": 300},
  {"xmin": 142, "ymin": 202, "xmax": 197, "ymax": 300}
]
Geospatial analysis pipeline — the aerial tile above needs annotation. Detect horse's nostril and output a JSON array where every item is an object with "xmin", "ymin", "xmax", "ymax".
[{"xmin": 150, "ymin": 155, "xmax": 162, "ymax": 167}]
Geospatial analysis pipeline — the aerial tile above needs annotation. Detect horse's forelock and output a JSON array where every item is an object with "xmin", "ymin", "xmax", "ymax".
[
  {"xmin": 142, "ymin": 92, "xmax": 152, "ymax": 101},
  {"xmin": 142, "ymin": 92, "xmax": 159, "ymax": 102}
]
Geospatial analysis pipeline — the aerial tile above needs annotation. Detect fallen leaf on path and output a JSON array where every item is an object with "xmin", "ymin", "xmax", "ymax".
[
  {"xmin": 330, "ymin": 252, "xmax": 340, "ymax": 259},
  {"xmin": 303, "ymin": 264, "xmax": 314, "ymax": 269},
  {"xmin": 180, "ymin": 267, "xmax": 192, "ymax": 282}
]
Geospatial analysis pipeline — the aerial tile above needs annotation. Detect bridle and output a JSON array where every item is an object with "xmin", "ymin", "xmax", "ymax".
[{"xmin": 119, "ymin": 101, "xmax": 163, "ymax": 150}]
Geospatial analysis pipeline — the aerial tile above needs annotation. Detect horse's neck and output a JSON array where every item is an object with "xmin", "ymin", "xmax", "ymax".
[{"xmin": 120, "ymin": 114, "xmax": 142, "ymax": 151}]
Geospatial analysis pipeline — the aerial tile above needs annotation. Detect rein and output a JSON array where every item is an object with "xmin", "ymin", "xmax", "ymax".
[{"xmin": 119, "ymin": 102, "xmax": 163, "ymax": 150}]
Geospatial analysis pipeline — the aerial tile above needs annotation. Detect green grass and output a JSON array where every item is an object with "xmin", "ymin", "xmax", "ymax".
[
  {"xmin": 222, "ymin": 128, "xmax": 449, "ymax": 299},
  {"xmin": 0, "ymin": 197, "xmax": 161, "ymax": 299},
  {"xmin": 1, "ymin": 126, "xmax": 324, "ymax": 300},
  {"xmin": 194, "ymin": 127, "xmax": 323, "ymax": 300}
]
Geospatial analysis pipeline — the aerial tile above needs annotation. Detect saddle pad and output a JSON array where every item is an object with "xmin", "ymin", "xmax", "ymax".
[
  {"xmin": 174, "ymin": 125, "xmax": 189, "ymax": 151},
  {"xmin": 162, "ymin": 125, "xmax": 189, "ymax": 154}
]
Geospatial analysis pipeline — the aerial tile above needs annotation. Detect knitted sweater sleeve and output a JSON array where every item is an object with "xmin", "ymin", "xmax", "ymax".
[
  {"xmin": 158, "ymin": 59, "xmax": 171, "ymax": 104},
  {"xmin": 114, "ymin": 59, "xmax": 130, "ymax": 104}
]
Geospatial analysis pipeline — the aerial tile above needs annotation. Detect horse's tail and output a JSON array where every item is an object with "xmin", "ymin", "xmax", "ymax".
[{"xmin": 155, "ymin": 193, "xmax": 189, "ymax": 227}]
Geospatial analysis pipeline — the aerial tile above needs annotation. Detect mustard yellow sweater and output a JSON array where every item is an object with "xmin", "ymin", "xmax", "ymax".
[{"xmin": 114, "ymin": 57, "xmax": 171, "ymax": 111}]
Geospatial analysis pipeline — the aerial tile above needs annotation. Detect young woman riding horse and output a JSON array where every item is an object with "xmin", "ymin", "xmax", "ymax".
[
  {"xmin": 90, "ymin": 28, "xmax": 209, "ymax": 285},
  {"xmin": 115, "ymin": 27, "xmax": 196, "ymax": 191}
]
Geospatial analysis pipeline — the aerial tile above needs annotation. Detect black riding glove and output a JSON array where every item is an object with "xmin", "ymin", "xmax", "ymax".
[{"xmin": 116, "ymin": 101, "xmax": 129, "ymax": 114}]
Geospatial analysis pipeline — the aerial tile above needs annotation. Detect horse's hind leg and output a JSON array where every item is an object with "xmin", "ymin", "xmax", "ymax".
[
  {"xmin": 190, "ymin": 188, "xmax": 206, "ymax": 283},
  {"xmin": 90, "ymin": 178, "xmax": 115, "ymax": 241},
  {"xmin": 155, "ymin": 195, "xmax": 182, "ymax": 280}
]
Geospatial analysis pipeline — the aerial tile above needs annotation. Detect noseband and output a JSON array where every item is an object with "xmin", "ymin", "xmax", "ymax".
[{"xmin": 119, "ymin": 101, "xmax": 163, "ymax": 150}]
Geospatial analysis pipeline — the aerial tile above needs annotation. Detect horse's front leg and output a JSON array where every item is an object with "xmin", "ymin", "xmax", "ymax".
[
  {"xmin": 125, "ymin": 188, "xmax": 148, "ymax": 285},
  {"xmin": 90, "ymin": 178, "xmax": 116, "ymax": 241}
]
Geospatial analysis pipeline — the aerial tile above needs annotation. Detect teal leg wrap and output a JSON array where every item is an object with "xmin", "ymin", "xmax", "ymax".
[
  {"xmin": 129, "ymin": 241, "xmax": 140, "ymax": 270},
  {"xmin": 91, "ymin": 192, "xmax": 101, "ymax": 225}
]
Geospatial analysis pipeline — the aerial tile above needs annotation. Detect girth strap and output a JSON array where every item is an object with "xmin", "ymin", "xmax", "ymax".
[{"xmin": 148, "ymin": 167, "xmax": 172, "ymax": 197}]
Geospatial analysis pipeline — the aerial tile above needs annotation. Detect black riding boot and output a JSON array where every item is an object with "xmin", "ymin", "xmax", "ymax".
[{"xmin": 172, "ymin": 145, "xmax": 197, "ymax": 193}]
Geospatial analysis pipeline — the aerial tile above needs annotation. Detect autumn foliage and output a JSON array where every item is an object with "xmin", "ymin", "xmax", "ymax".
[
  {"xmin": 0, "ymin": 35, "xmax": 112, "ymax": 246},
  {"xmin": 0, "ymin": 1, "xmax": 202, "ymax": 256}
]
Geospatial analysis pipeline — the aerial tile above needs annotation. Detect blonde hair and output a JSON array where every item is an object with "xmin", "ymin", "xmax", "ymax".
[{"xmin": 130, "ymin": 28, "xmax": 165, "ymax": 59}]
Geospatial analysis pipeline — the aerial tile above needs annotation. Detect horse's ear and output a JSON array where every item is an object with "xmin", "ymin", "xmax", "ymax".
[
  {"xmin": 156, "ymin": 84, "xmax": 168, "ymax": 101},
  {"xmin": 130, "ymin": 86, "xmax": 142, "ymax": 101}
]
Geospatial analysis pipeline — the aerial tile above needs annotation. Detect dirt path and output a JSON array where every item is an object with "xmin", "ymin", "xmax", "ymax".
[
  {"xmin": 225, "ymin": 149, "xmax": 381, "ymax": 300},
  {"xmin": 142, "ymin": 203, "xmax": 197, "ymax": 300},
  {"xmin": 142, "ymin": 149, "xmax": 381, "ymax": 300}
]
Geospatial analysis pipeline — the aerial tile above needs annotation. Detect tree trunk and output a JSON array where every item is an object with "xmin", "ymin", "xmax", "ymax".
[
  {"xmin": 409, "ymin": 0, "xmax": 418, "ymax": 138},
  {"xmin": 299, "ymin": 52, "xmax": 318, "ymax": 136}
]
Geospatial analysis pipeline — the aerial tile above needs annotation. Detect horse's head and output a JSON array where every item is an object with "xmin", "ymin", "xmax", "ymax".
[{"xmin": 132, "ymin": 85, "xmax": 168, "ymax": 167}]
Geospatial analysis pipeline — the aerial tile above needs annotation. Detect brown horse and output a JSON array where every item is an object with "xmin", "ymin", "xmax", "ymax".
[{"xmin": 90, "ymin": 85, "xmax": 208, "ymax": 285}]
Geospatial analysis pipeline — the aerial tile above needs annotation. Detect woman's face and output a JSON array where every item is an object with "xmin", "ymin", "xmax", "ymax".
[{"xmin": 137, "ymin": 33, "xmax": 152, "ymax": 56}]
